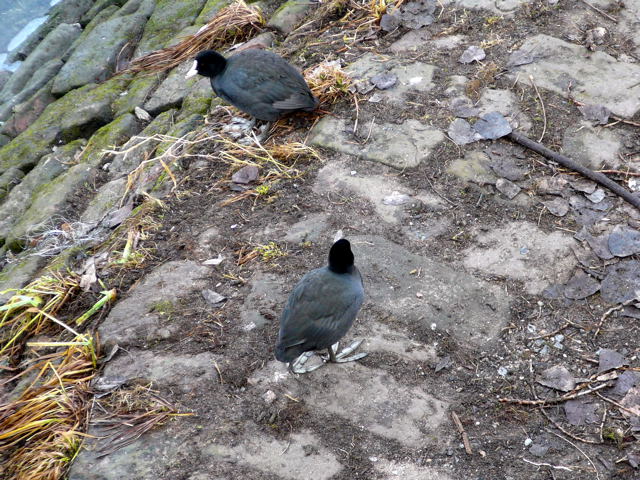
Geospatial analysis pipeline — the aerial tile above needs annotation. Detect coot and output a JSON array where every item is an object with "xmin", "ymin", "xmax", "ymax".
[
  {"xmin": 275, "ymin": 239, "xmax": 367, "ymax": 374},
  {"xmin": 185, "ymin": 49, "xmax": 318, "ymax": 122}
]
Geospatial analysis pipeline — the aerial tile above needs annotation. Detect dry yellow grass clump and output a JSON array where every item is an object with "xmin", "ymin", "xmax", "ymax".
[{"xmin": 122, "ymin": 0, "xmax": 264, "ymax": 75}]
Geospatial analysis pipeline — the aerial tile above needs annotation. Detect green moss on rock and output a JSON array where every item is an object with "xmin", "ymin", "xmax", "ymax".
[
  {"xmin": 195, "ymin": 0, "xmax": 232, "ymax": 25},
  {"xmin": 113, "ymin": 73, "xmax": 164, "ymax": 117},
  {"xmin": 135, "ymin": 0, "xmax": 208, "ymax": 57},
  {"xmin": 0, "ymin": 77, "xmax": 130, "ymax": 172},
  {"xmin": 79, "ymin": 113, "xmax": 142, "ymax": 167},
  {"xmin": 6, "ymin": 164, "xmax": 95, "ymax": 252},
  {"xmin": 108, "ymin": 109, "xmax": 177, "ymax": 175}
]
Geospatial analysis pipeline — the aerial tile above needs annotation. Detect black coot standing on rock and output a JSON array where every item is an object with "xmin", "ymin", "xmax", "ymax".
[
  {"xmin": 185, "ymin": 49, "xmax": 318, "ymax": 133},
  {"xmin": 275, "ymin": 239, "xmax": 367, "ymax": 374}
]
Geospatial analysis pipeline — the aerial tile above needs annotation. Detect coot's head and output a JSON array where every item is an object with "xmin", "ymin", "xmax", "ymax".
[
  {"xmin": 185, "ymin": 50, "xmax": 226, "ymax": 79},
  {"xmin": 328, "ymin": 239, "xmax": 355, "ymax": 274}
]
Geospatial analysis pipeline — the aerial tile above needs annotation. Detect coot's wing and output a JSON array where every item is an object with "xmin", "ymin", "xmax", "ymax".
[{"xmin": 277, "ymin": 268, "xmax": 364, "ymax": 355}]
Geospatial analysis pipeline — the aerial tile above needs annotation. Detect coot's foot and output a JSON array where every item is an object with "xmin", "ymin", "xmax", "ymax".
[
  {"xmin": 288, "ymin": 339, "xmax": 368, "ymax": 375},
  {"xmin": 289, "ymin": 351, "xmax": 324, "ymax": 374},
  {"xmin": 224, "ymin": 117, "xmax": 270, "ymax": 146},
  {"xmin": 327, "ymin": 339, "xmax": 368, "ymax": 363},
  {"xmin": 222, "ymin": 116, "xmax": 255, "ymax": 139}
]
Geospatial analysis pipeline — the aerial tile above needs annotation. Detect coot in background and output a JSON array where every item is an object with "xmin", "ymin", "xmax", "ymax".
[
  {"xmin": 275, "ymin": 238, "xmax": 367, "ymax": 374},
  {"xmin": 186, "ymin": 48, "xmax": 318, "ymax": 136}
]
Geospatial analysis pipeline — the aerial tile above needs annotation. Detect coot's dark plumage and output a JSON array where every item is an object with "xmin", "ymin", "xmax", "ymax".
[
  {"xmin": 186, "ymin": 49, "xmax": 318, "ymax": 121},
  {"xmin": 275, "ymin": 239, "xmax": 366, "ymax": 372}
]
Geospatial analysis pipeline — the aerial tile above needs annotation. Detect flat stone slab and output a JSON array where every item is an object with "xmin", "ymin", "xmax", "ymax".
[
  {"xmin": 0, "ymin": 255, "xmax": 44, "ymax": 303},
  {"xmin": 98, "ymin": 260, "xmax": 210, "ymax": 347},
  {"xmin": 313, "ymin": 162, "xmax": 419, "ymax": 223},
  {"xmin": 462, "ymin": 221, "xmax": 577, "ymax": 295},
  {"xmin": 374, "ymin": 459, "xmax": 455, "ymax": 479},
  {"xmin": 205, "ymin": 430, "xmax": 342, "ymax": 479},
  {"xmin": 134, "ymin": 0, "xmax": 207, "ymax": 57},
  {"xmin": 101, "ymin": 350, "xmax": 220, "ymax": 392},
  {"xmin": 267, "ymin": 0, "xmax": 314, "ymax": 33},
  {"xmin": 0, "ymin": 23, "xmax": 80, "ymax": 103},
  {"xmin": 508, "ymin": 34, "xmax": 640, "ymax": 118},
  {"xmin": 239, "ymin": 272, "xmax": 287, "ymax": 331},
  {"xmin": 347, "ymin": 53, "xmax": 436, "ymax": 104},
  {"xmin": 309, "ymin": 117, "xmax": 444, "ymax": 169},
  {"xmin": 478, "ymin": 89, "xmax": 532, "ymax": 132},
  {"xmin": 353, "ymin": 235, "xmax": 509, "ymax": 346},
  {"xmin": 282, "ymin": 213, "xmax": 330, "ymax": 244},
  {"xmin": 0, "ymin": 140, "xmax": 84, "ymax": 245},
  {"xmin": 144, "ymin": 61, "xmax": 202, "ymax": 115},
  {"xmin": 562, "ymin": 121, "xmax": 622, "ymax": 169},
  {"xmin": 252, "ymin": 362, "xmax": 448, "ymax": 447}
]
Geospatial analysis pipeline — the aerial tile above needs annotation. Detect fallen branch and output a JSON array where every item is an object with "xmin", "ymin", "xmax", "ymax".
[
  {"xmin": 451, "ymin": 411, "xmax": 472, "ymax": 454},
  {"xmin": 507, "ymin": 131, "xmax": 640, "ymax": 211}
]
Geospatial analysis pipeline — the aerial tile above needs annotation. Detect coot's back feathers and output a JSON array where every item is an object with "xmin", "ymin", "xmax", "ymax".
[
  {"xmin": 275, "ymin": 239, "xmax": 364, "ymax": 363},
  {"xmin": 192, "ymin": 49, "xmax": 318, "ymax": 121}
]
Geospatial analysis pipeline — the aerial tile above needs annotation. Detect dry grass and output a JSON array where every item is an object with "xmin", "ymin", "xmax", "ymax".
[
  {"xmin": 236, "ymin": 241, "xmax": 287, "ymax": 265},
  {"xmin": 121, "ymin": 0, "xmax": 264, "ymax": 76},
  {"xmin": 95, "ymin": 199, "xmax": 163, "ymax": 269},
  {"xmin": 466, "ymin": 61, "xmax": 500, "ymax": 100},
  {"xmin": 216, "ymin": 137, "xmax": 320, "ymax": 206},
  {"xmin": 0, "ymin": 273, "xmax": 81, "ymax": 360},
  {"xmin": 345, "ymin": 0, "xmax": 405, "ymax": 28},
  {"xmin": 304, "ymin": 61, "xmax": 353, "ymax": 106},
  {"xmin": 0, "ymin": 341, "xmax": 96, "ymax": 480},
  {"xmin": 89, "ymin": 385, "xmax": 190, "ymax": 458},
  {"xmin": 0, "ymin": 270, "xmax": 119, "ymax": 480},
  {"xmin": 218, "ymin": 137, "xmax": 319, "ymax": 178}
]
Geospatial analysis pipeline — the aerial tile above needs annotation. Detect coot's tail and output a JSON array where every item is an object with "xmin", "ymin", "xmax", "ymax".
[{"xmin": 304, "ymin": 95, "xmax": 320, "ymax": 112}]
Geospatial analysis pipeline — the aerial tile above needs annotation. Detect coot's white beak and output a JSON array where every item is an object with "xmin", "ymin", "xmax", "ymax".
[{"xmin": 185, "ymin": 60, "xmax": 199, "ymax": 79}]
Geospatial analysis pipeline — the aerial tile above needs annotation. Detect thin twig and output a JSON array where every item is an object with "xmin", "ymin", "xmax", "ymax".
[
  {"xmin": 499, "ymin": 382, "xmax": 609, "ymax": 405},
  {"xmin": 539, "ymin": 407, "xmax": 601, "ymax": 445},
  {"xmin": 451, "ymin": 411, "xmax": 473, "ymax": 454},
  {"xmin": 532, "ymin": 384, "xmax": 601, "ymax": 445},
  {"xmin": 546, "ymin": 429, "xmax": 600, "ymax": 480},
  {"xmin": 594, "ymin": 391, "xmax": 640, "ymax": 417},
  {"xmin": 594, "ymin": 295, "xmax": 639, "ymax": 338},
  {"xmin": 353, "ymin": 94, "xmax": 360, "ymax": 133},
  {"xmin": 213, "ymin": 361, "xmax": 224, "ymax": 384},
  {"xmin": 599, "ymin": 408, "xmax": 607, "ymax": 443},
  {"xmin": 596, "ymin": 169, "xmax": 640, "ymax": 177},
  {"xmin": 522, "ymin": 458, "xmax": 575, "ymax": 472},
  {"xmin": 529, "ymin": 75, "xmax": 547, "ymax": 142},
  {"xmin": 578, "ymin": 0, "xmax": 618, "ymax": 23},
  {"xmin": 423, "ymin": 174, "xmax": 458, "ymax": 206},
  {"xmin": 280, "ymin": 439, "xmax": 291, "ymax": 455},
  {"xmin": 528, "ymin": 322, "xmax": 570, "ymax": 340}
]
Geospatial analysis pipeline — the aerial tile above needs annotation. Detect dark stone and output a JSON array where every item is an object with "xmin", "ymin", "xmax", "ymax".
[{"xmin": 601, "ymin": 260, "xmax": 640, "ymax": 303}]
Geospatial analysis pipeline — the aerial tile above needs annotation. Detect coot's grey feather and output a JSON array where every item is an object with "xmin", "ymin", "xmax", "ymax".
[
  {"xmin": 275, "ymin": 239, "xmax": 364, "ymax": 363},
  {"xmin": 190, "ymin": 49, "xmax": 318, "ymax": 121}
]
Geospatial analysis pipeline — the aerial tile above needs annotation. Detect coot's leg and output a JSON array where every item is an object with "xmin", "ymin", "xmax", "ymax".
[
  {"xmin": 334, "ymin": 339, "xmax": 368, "ymax": 363},
  {"xmin": 327, "ymin": 344, "xmax": 337, "ymax": 363},
  {"xmin": 253, "ymin": 121, "xmax": 272, "ymax": 144}
]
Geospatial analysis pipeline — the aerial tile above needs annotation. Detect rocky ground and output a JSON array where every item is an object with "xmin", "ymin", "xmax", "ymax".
[{"xmin": 1, "ymin": 0, "xmax": 640, "ymax": 478}]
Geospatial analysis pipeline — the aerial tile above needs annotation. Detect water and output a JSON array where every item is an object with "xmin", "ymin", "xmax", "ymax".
[{"xmin": 0, "ymin": 0, "xmax": 57, "ymax": 71}]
